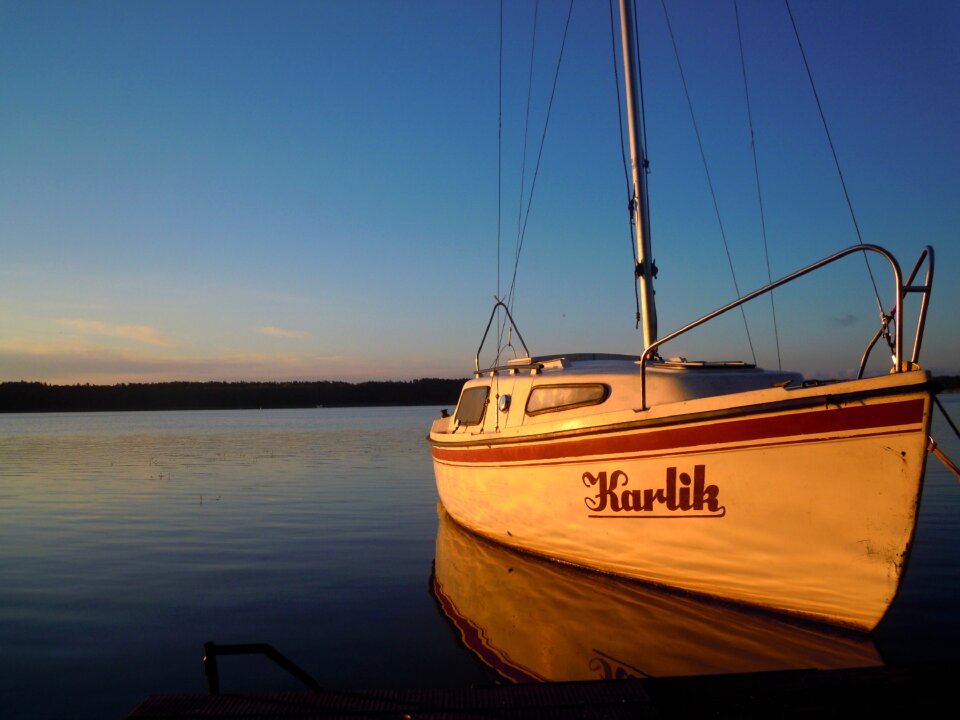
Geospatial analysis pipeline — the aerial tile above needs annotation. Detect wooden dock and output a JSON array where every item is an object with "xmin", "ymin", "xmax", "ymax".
[{"xmin": 129, "ymin": 661, "xmax": 953, "ymax": 718}]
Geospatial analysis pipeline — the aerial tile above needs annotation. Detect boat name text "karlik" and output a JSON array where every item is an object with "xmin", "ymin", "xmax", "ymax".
[{"xmin": 583, "ymin": 466, "xmax": 726, "ymax": 518}]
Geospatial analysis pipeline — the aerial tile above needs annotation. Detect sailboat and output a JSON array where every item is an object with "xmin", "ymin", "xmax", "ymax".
[{"xmin": 429, "ymin": 0, "xmax": 937, "ymax": 631}]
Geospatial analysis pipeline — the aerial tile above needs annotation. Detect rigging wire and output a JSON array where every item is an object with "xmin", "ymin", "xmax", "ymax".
[
  {"xmin": 734, "ymin": 0, "xmax": 782, "ymax": 370},
  {"xmin": 494, "ymin": 0, "xmax": 504, "ymax": 415},
  {"xmin": 660, "ymin": 0, "xmax": 757, "ymax": 365},
  {"xmin": 500, "ymin": 0, "xmax": 541, "ymax": 355},
  {"xmin": 609, "ymin": 2, "xmax": 632, "ymax": 211},
  {"xmin": 495, "ymin": 0, "xmax": 504, "ymax": 358},
  {"xmin": 608, "ymin": 0, "xmax": 642, "ymax": 325},
  {"xmin": 505, "ymin": 0, "xmax": 575, "ymax": 315},
  {"xmin": 515, "ymin": 0, "xmax": 540, "ymax": 265},
  {"xmin": 935, "ymin": 396, "xmax": 960, "ymax": 444},
  {"xmin": 784, "ymin": 0, "xmax": 886, "ymax": 322},
  {"xmin": 930, "ymin": 395, "xmax": 960, "ymax": 482},
  {"xmin": 631, "ymin": 0, "xmax": 654, "ymax": 283}
]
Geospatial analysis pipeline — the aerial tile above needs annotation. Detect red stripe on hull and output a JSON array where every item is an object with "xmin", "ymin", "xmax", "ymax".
[
  {"xmin": 432, "ymin": 397, "xmax": 925, "ymax": 465},
  {"xmin": 434, "ymin": 427, "xmax": 912, "ymax": 469}
]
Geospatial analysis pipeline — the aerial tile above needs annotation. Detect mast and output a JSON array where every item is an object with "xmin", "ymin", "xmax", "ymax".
[{"xmin": 619, "ymin": 0, "xmax": 657, "ymax": 349}]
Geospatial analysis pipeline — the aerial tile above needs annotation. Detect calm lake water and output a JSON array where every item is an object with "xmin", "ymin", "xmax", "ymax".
[{"xmin": 1, "ymin": 401, "xmax": 958, "ymax": 719}]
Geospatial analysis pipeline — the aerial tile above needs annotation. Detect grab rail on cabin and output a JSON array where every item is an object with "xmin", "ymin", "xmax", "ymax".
[
  {"xmin": 638, "ymin": 244, "xmax": 935, "ymax": 410},
  {"xmin": 475, "ymin": 300, "xmax": 532, "ymax": 374}
]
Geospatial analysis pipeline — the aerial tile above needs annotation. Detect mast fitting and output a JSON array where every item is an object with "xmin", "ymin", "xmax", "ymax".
[{"xmin": 635, "ymin": 259, "xmax": 658, "ymax": 279}]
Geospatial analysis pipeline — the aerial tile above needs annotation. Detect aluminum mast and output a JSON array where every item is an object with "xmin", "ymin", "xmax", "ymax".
[{"xmin": 619, "ymin": 0, "xmax": 657, "ymax": 349}]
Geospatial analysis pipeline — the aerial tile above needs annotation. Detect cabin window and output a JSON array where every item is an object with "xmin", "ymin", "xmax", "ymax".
[
  {"xmin": 455, "ymin": 386, "xmax": 490, "ymax": 426},
  {"xmin": 525, "ymin": 383, "xmax": 608, "ymax": 416}
]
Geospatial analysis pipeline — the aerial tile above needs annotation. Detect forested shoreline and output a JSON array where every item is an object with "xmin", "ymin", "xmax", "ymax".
[
  {"xmin": 0, "ymin": 379, "xmax": 467, "ymax": 413},
  {"xmin": 0, "ymin": 375, "xmax": 956, "ymax": 413}
]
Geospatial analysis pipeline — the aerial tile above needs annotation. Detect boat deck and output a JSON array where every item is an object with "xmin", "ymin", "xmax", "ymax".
[{"xmin": 129, "ymin": 661, "xmax": 953, "ymax": 719}]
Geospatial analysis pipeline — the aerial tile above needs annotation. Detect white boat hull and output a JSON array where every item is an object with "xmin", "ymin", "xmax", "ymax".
[{"xmin": 431, "ymin": 373, "xmax": 932, "ymax": 630}]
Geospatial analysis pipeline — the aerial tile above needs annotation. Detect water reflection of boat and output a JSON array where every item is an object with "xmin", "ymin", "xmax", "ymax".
[{"xmin": 432, "ymin": 505, "xmax": 882, "ymax": 683}]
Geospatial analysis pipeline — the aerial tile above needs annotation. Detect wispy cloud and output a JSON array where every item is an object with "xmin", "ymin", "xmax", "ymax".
[
  {"xmin": 257, "ymin": 326, "xmax": 310, "ymax": 340},
  {"xmin": 832, "ymin": 313, "xmax": 858, "ymax": 327},
  {"xmin": 58, "ymin": 319, "xmax": 170, "ymax": 347},
  {"xmin": 0, "ymin": 339, "xmax": 367, "ymax": 383}
]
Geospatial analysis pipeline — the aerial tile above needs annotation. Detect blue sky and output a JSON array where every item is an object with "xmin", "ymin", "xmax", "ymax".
[{"xmin": 1, "ymin": 0, "xmax": 957, "ymax": 384}]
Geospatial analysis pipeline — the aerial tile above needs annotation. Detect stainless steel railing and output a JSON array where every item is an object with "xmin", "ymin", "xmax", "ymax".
[
  {"xmin": 475, "ymin": 300, "xmax": 532, "ymax": 374},
  {"xmin": 638, "ymin": 244, "xmax": 935, "ymax": 410}
]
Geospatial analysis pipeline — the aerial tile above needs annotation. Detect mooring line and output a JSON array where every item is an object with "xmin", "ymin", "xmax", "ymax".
[
  {"xmin": 928, "ymin": 437, "xmax": 960, "ymax": 482},
  {"xmin": 934, "ymin": 396, "xmax": 960, "ymax": 442}
]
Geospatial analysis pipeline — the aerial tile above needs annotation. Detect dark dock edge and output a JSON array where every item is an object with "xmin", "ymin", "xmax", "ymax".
[{"xmin": 129, "ymin": 660, "xmax": 955, "ymax": 719}]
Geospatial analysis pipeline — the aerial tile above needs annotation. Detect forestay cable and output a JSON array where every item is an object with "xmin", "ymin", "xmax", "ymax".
[
  {"xmin": 500, "ymin": 0, "xmax": 538, "ymax": 358},
  {"xmin": 660, "ymin": 0, "xmax": 757, "ymax": 365},
  {"xmin": 515, "ymin": 0, "xmax": 540, "ymax": 271},
  {"xmin": 735, "ymin": 0, "xmax": 782, "ymax": 370},
  {"xmin": 505, "ymin": 0, "xmax": 575, "ymax": 316},
  {"xmin": 784, "ymin": 0, "xmax": 885, "ymax": 321}
]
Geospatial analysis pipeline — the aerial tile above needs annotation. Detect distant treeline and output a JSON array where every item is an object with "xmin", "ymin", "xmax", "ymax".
[
  {"xmin": 938, "ymin": 376, "xmax": 960, "ymax": 392},
  {"xmin": 1, "ymin": 375, "xmax": 957, "ymax": 413},
  {"xmin": 0, "ymin": 379, "xmax": 467, "ymax": 413}
]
